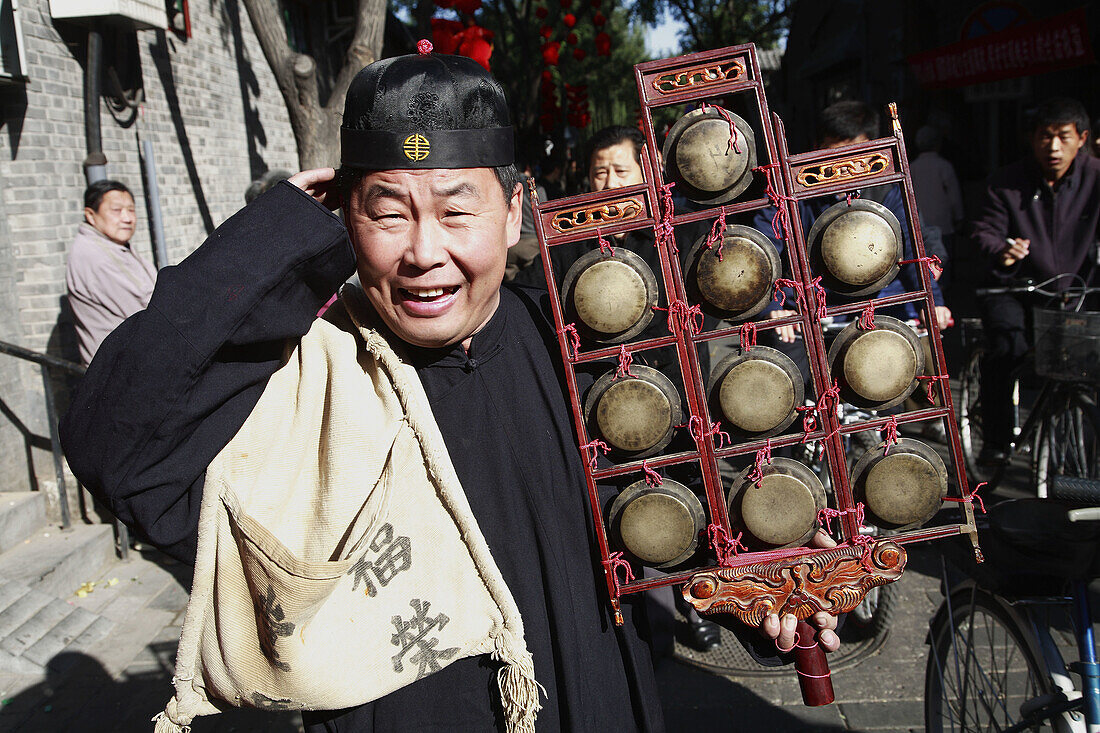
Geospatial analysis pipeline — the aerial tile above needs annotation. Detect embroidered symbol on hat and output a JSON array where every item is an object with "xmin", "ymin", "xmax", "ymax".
[
  {"xmin": 403, "ymin": 134, "xmax": 431, "ymax": 162},
  {"xmin": 391, "ymin": 599, "xmax": 460, "ymax": 678}
]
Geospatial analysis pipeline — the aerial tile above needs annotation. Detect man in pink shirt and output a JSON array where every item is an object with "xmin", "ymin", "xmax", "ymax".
[{"xmin": 66, "ymin": 180, "xmax": 157, "ymax": 365}]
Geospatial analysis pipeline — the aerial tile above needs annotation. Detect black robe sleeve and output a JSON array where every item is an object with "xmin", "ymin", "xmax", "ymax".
[{"xmin": 59, "ymin": 182, "xmax": 357, "ymax": 564}]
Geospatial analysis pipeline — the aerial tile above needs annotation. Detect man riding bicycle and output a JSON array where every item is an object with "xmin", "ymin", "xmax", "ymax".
[{"xmin": 972, "ymin": 97, "xmax": 1099, "ymax": 465}]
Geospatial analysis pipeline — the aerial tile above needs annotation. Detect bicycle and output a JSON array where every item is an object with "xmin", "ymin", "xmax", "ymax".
[
  {"xmin": 924, "ymin": 481, "xmax": 1100, "ymax": 732},
  {"xmin": 955, "ymin": 280, "xmax": 1100, "ymax": 496}
]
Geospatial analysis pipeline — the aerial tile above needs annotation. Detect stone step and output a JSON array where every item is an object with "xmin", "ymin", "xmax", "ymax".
[
  {"xmin": 22, "ymin": 606, "xmax": 99, "ymax": 669},
  {"xmin": 0, "ymin": 597, "xmax": 75, "ymax": 657},
  {"xmin": 0, "ymin": 523, "xmax": 115, "ymax": 597},
  {"xmin": 0, "ymin": 584, "xmax": 51, "ymax": 640},
  {"xmin": 0, "ymin": 579, "xmax": 115, "ymax": 674},
  {"xmin": 0, "ymin": 492, "xmax": 46, "ymax": 553}
]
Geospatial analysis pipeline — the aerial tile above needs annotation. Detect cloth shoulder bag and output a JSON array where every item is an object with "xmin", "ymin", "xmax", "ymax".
[{"xmin": 155, "ymin": 286, "xmax": 539, "ymax": 732}]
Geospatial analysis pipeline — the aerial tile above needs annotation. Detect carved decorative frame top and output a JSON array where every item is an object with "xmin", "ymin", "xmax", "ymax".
[
  {"xmin": 549, "ymin": 196, "xmax": 646, "ymax": 234},
  {"xmin": 651, "ymin": 59, "xmax": 747, "ymax": 95},
  {"xmin": 795, "ymin": 152, "xmax": 891, "ymax": 188}
]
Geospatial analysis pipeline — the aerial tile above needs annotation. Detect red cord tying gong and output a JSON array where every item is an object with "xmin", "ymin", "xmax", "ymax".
[
  {"xmin": 739, "ymin": 321, "xmax": 756, "ymax": 353},
  {"xmin": 700, "ymin": 103, "xmax": 741, "ymax": 155},
  {"xmin": 579, "ymin": 438, "xmax": 609, "ymax": 469},
  {"xmin": 605, "ymin": 551, "xmax": 634, "ymax": 595},
  {"xmin": 596, "ymin": 227, "xmax": 614, "ymax": 256},
  {"xmin": 772, "ymin": 278, "xmax": 804, "ymax": 312},
  {"xmin": 705, "ymin": 207, "xmax": 727, "ymax": 261},
  {"xmin": 707, "ymin": 523, "xmax": 746, "ymax": 567},
  {"xmin": 857, "ymin": 302, "xmax": 876, "ymax": 330},
  {"xmin": 614, "ymin": 344, "xmax": 635, "ymax": 379},
  {"xmin": 881, "ymin": 415, "xmax": 899, "ymax": 455},
  {"xmin": 641, "ymin": 459, "xmax": 662, "ymax": 486},
  {"xmin": 655, "ymin": 181, "xmax": 677, "ymax": 253},
  {"xmin": 899, "ymin": 254, "xmax": 943, "ymax": 278},
  {"xmin": 746, "ymin": 439, "xmax": 773, "ymax": 488},
  {"xmin": 682, "ymin": 415, "xmax": 731, "ymax": 450},
  {"xmin": 558, "ymin": 323, "xmax": 581, "ymax": 360},
  {"xmin": 753, "ymin": 164, "xmax": 795, "ymax": 242},
  {"xmin": 915, "ymin": 374, "xmax": 946, "ymax": 404},
  {"xmin": 653, "ymin": 300, "xmax": 704, "ymax": 337},
  {"xmin": 944, "ymin": 482, "xmax": 987, "ymax": 514}
]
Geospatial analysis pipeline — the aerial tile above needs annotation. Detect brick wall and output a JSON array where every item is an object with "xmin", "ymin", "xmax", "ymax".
[{"xmin": 0, "ymin": 0, "xmax": 299, "ymax": 506}]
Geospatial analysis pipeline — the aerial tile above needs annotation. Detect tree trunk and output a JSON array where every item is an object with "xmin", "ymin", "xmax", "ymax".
[{"xmin": 242, "ymin": 0, "xmax": 387, "ymax": 171}]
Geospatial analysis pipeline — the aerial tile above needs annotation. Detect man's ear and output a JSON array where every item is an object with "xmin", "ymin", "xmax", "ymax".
[
  {"xmin": 83, "ymin": 207, "xmax": 95, "ymax": 225},
  {"xmin": 506, "ymin": 182, "xmax": 523, "ymax": 249}
]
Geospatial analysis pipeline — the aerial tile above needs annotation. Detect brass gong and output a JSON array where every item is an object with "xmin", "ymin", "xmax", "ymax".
[
  {"xmin": 661, "ymin": 107, "xmax": 757, "ymax": 205},
  {"xmin": 685, "ymin": 225, "xmax": 781, "ymax": 322},
  {"xmin": 561, "ymin": 247, "xmax": 658, "ymax": 344},
  {"xmin": 828, "ymin": 316, "xmax": 925, "ymax": 410},
  {"xmin": 851, "ymin": 437, "xmax": 948, "ymax": 530},
  {"xmin": 727, "ymin": 457, "xmax": 826, "ymax": 548},
  {"xmin": 584, "ymin": 365, "xmax": 682, "ymax": 459},
  {"xmin": 608, "ymin": 478, "xmax": 705, "ymax": 568},
  {"xmin": 708, "ymin": 347, "xmax": 803, "ymax": 439},
  {"xmin": 806, "ymin": 199, "xmax": 903, "ymax": 297}
]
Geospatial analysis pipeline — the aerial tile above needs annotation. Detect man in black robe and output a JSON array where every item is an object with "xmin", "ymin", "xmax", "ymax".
[{"xmin": 60, "ymin": 48, "xmax": 835, "ymax": 732}]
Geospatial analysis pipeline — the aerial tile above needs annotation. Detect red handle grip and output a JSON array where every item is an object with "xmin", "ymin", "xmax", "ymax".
[{"xmin": 793, "ymin": 620, "xmax": 834, "ymax": 706}]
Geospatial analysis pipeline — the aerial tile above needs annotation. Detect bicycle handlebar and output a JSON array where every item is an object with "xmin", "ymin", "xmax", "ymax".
[
  {"xmin": 1049, "ymin": 476, "xmax": 1100, "ymax": 504},
  {"xmin": 975, "ymin": 277, "xmax": 1100, "ymax": 300}
]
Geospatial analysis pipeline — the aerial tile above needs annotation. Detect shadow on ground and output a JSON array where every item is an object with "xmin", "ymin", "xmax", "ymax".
[{"xmin": 0, "ymin": 651, "xmax": 300, "ymax": 732}]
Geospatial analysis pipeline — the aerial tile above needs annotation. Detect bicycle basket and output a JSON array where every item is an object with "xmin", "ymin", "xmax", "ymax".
[{"xmin": 1033, "ymin": 308, "xmax": 1100, "ymax": 382}]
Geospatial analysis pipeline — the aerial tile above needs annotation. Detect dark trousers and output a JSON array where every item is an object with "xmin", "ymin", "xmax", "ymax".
[{"xmin": 978, "ymin": 293, "xmax": 1030, "ymax": 447}]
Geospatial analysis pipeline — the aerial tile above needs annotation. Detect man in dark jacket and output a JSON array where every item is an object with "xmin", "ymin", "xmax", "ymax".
[{"xmin": 971, "ymin": 97, "xmax": 1098, "ymax": 463}]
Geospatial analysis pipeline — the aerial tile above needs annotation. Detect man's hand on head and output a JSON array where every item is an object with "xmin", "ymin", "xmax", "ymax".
[
  {"xmin": 1000, "ymin": 237, "xmax": 1030, "ymax": 267},
  {"xmin": 288, "ymin": 168, "xmax": 341, "ymax": 211},
  {"xmin": 760, "ymin": 529, "xmax": 841, "ymax": 653}
]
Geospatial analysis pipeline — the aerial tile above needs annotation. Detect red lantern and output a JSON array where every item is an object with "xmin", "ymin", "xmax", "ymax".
[
  {"xmin": 595, "ymin": 31, "xmax": 611, "ymax": 56},
  {"xmin": 459, "ymin": 33, "xmax": 493, "ymax": 70},
  {"xmin": 451, "ymin": 0, "xmax": 482, "ymax": 13},
  {"xmin": 434, "ymin": 0, "xmax": 454, "ymax": 7},
  {"xmin": 573, "ymin": 47, "xmax": 585, "ymax": 61},
  {"xmin": 535, "ymin": 5, "xmax": 548, "ymax": 18},
  {"xmin": 539, "ymin": 24, "xmax": 553, "ymax": 38},
  {"xmin": 559, "ymin": 0, "xmax": 570, "ymax": 7},
  {"xmin": 542, "ymin": 41, "xmax": 561, "ymax": 66},
  {"xmin": 430, "ymin": 18, "xmax": 464, "ymax": 55},
  {"xmin": 541, "ymin": 69, "xmax": 553, "ymax": 82},
  {"xmin": 590, "ymin": 0, "xmax": 600, "ymax": 6},
  {"xmin": 566, "ymin": 32, "xmax": 578, "ymax": 45},
  {"xmin": 562, "ymin": 13, "xmax": 576, "ymax": 28},
  {"xmin": 593, "ymin": 11, "xmax": 606, "ymax": 26}
]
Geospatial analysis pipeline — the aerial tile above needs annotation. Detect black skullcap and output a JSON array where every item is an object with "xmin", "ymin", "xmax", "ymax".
[{"xmin": 340, "ymin": 46, "xmax": 514, "ymax": 170}]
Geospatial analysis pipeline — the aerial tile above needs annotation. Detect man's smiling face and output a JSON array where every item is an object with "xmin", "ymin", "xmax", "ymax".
[{"xmin": 346, "ymin": 167, "xmax": 521, "ymax": 350}]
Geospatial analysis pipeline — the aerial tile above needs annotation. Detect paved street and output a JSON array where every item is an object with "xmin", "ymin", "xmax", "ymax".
[{"xmin": 0, "ymin": 532, "xmax": 961, "ymax": 732}]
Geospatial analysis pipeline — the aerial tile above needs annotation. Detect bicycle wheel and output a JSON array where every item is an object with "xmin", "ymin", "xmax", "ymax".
[
  {"xmin": 1034, "ymin": 389, "xmax": 1100, "ymax": 498},
  {"xmin": 958, "ymin": 350, "xmax": 1004, "ymax": 486},
  {"xmin": 925, "ymin": 586, "xmax": 1053, "ymax": 732}
]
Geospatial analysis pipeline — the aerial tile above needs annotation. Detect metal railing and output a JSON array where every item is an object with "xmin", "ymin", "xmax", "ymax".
[{"xmin": 0, "ymin": 339, "xmax": 128, "ymax": 559}]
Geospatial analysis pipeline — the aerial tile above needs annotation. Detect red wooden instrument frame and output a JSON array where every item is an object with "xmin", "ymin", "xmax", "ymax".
[{"xmin": 530, "ymin": 44, "xmax": 981, "ymax": 624}]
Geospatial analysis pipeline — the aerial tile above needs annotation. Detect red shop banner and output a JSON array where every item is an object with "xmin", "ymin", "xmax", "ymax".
[{"xmin": 908, "ymin": 7, "xmax": 1095, "ymax": 89}]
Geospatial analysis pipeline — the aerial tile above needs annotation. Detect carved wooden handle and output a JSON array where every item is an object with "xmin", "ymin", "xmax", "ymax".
[
  {"xmin": 680, "ymin": 539, "xmax": 906, "ymax": 707},
  {"xmin": 681, "ymin": 539, "xmax": 906, "ymax": 625},
  {"xmin": 794, "ymin": 620, "xmax": 834, "ymax": 706}
]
